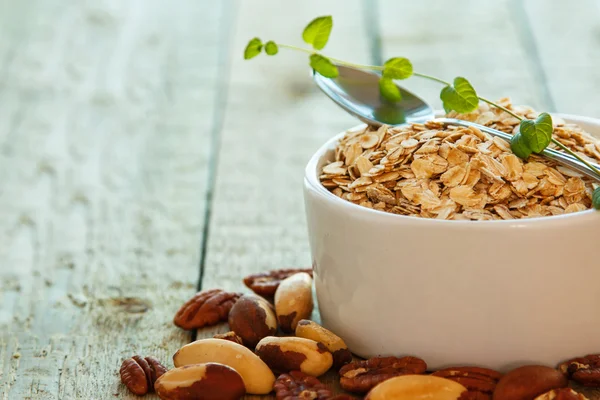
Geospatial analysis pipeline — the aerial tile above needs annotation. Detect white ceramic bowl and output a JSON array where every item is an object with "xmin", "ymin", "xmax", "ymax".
[{"xmin": 303, "ymin": 113, "xmax": 600, "ymax": 371}]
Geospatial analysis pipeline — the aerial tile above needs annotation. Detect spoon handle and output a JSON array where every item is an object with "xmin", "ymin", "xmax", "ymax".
[{"xmin": 436, "ymin": 117, "xmax": 600, "ymax": 182}]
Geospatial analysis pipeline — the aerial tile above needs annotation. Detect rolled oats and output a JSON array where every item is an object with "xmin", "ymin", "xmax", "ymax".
[{"xmin": 320, "ymin": 99, "xmax": 599, "ymax": 220}]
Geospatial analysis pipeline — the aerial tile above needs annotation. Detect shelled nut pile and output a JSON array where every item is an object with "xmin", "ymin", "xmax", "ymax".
[
  {"xmin": 118, "ymin": 267, "xmax": 599, "ymax": 399},
  {"xmin": 320, "ymin": 99, "xmax": 600, "ymax": 220}
]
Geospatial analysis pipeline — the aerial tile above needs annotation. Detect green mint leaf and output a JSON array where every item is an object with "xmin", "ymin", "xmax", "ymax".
[
  {"xmin": 510, "ymin": 132, "xmax": 533, "ymax": 160},
  {"xmin": 373, "ymin": 104, "xmax": 406, "ymax": 125},
  {"xmin": 265, "ymin": 41, "xmax": 278, "ymax": 56},
  {"xmin": 302, "ymin": 16, "xmax": 333, "ymax": 50},
  {"xmin": 519, "ymin": 112, "xmax": 553, "ymax": 153},
  {"xmin": 244, "ymin": 38, "xmax": 263, "ymax": 60},
  {"xmin": 379, "ymin": 77, "xmax": 402, "ymax": 102},
  {"xmin": 439, "ymin": 77, "xmax": 479, "ymax": 113},
  {"xmin": 382, "ymin": 57, "xmax": 413, "ymax": 80},
  {"xmin": 309, "ymin": 54, "xmax": 338, "ymax": 78},
  {"xmin": 593, "ymin": 187, "xmax": 600, "ymax": 210}
]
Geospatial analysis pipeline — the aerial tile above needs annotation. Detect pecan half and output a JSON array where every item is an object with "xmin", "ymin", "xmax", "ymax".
[
  {"xmin": 458, "ymin": 392, "xmax": 491, "ymax": 400},
  {"xmin": 243, "ymin": 268, "xmax": 313, "ymax": 296},
  {"xmin": 534, "ymin": 388, "xmax": 590, "ymax": 400},
  {"xmin": 558, "ymin": 354, "xmax": 600, "ymax": 387},
  {"xmin": 274, "ymin": 370, "xmax": 333, "ymax": 400},
  {"xmin": 432, "ymin": 366, "xmax": 502, "ymax": 396},
  {"xmin": 339, "ymin": 356, "xmax": 427, "ymax": 393},
  {"xmin": 173, "ymin": 289, "xmax": 241, "ymax": 330},
  {"xmin": 213, "ymin": 331, "xmax": 244, "ymax": 346},
  {"xmin": 119, "ymin": 356, "xmax": 167, "ymax": 395}
]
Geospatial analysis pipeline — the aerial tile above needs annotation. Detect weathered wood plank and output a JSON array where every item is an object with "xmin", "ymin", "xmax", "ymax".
[
  {"xmin": 196, "ymin": 0, "xmax": 600, "ymax": 399},
  {"xmin": 520, "ymin": 0, "xmax": 600, "ymax": 117},
  {"xmin": 377, "ymin": 0, "xmax": 552, "ymax": 111},
  {"xmin": 195, "ymin": 0, "xmax": 373, "ymax": 397},
  {"xmin": 0, "ymin": 0, "xmax": 226, "ymax": 398}
]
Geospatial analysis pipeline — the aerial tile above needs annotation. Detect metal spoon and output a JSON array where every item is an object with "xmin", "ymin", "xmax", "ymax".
[{"xmin": 312, "ymin": 65, "xmax": 600, "ymax": 181}]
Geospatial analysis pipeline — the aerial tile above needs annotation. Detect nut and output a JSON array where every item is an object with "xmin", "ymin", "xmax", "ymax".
[
  {"xmin": 228, "ymin": 294, "xmax": 278, "ymax": 348},
  {"xmin": 534, "ymin": 388, "xmax": 590, "ymax": 400},
  {"xmin": 558, "ymin": 354, "xmax": 600, "ymax": 387},
  {"xmin": 459, "ymin": 392, "xmax": 492, "ymax": 400},
  {"xmin": 154, "ymin": 363, "xmax": 245, "ymax": 400},
  {"xmin": 173, "ymin": 338, "xmax": 275, "ymax": 395},
  {"xmin": 243, "ymin": 268, "xmax": 313, "ymax": 296},
  {"xmin": 119, "ymin": 355, "xmax": 167, "ymax": 395},
  {"xmin": 255, "ymin": 336, "xmax": 333, "ymax": 377},
  {"xmin": 213, "ymin": 331, "xmax": 244, "ymax": 346},
  {"xmin": 320, "ymin": 109, "xmax": 598, "ymax": 220},
  {"xmin": 493, "ymin": 365, "xmax": 568, "ymax": 400},
  {"xmin": 274, "ymin": 370, "xmax": 333, "ymax": 400},
  {"xmin": 274, "ymin": 273, "xmax": 314, "ymax": 333},
  {"xmin": 339, "ymin": 356, "xmax": 427, "ymax": 393},
  {"xmin": 432, "ymin": 366, "xmax": 502, "ymax": 395},
  {"xmin": 173, "ymin": 289, "xmax": 241, "ymax": 330},
  {"xmin": 295, "ymin": 319, "xmax": 352, "ymax": 369},
  {"xmin": 364, "ymin": 375, "xmax": 467, "ymax": 400}
]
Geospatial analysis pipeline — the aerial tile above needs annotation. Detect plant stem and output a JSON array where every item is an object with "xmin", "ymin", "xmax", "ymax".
[
  {"xmin": 412, "ymin": 72, "xmax": 450, "ymax": 86},
  {"xmin": 276, "ymin": 43, "xmax": 384, "ymax": 71},
  {"xmin": 551, "ymin": 139, "xmax": 600, "ymax": 175},
  {"xmin": 277, "ymin": 43, "xmax": 315, "ymax": 55},
  {"xmin": 277, "ymin": 44, "xmax": 453, "ymax": 87},
  {"xmin": 275, "ymin": 41, "xmax": 600, "ymax": 180},
  {"xmin": 327, "ymin": 56, "xmax": 384, "ymax": 71}
]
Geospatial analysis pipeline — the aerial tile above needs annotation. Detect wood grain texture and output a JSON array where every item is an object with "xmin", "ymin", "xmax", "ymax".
[
  {"xmin": 194, "ymin": 0, "xmax": 373, "ymax": 397},
  {"xmin": 1, "ymin": 0, "xmax": 599, "ymax": 399},
  {"xmin": 520, "ymin": 0, "xmax": 600, "ymax": 117},
  {"xmin": 0, "ymin": 0, "xmax": 226, "ymax": 398},
  {"xmin": 377, "ymin": 0, "xmax": 553, "ymax": 111}
]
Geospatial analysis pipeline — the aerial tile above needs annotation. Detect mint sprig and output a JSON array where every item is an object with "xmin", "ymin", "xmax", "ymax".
[
  {"xmin": 519, "ymin": 113, "xmax": 553, "ymax": 153},
  {"xmin": 382, "ymin": 57, "xmax": 413, "ymax": 80},
  {"xmin": 309, "ymin": 54, "xmax": 338, "ymax": 78},
  {"xmin": 379, "ymin": 78, "xmax": 402, "ymax": 102},
  {"xmin": 265, "ymin": 41, "xmax": 278, "ymax": 56},
  {"xmin": 302, "ymin": 16, "xmax": 333, "ymax": 50},
  {"xmin": 593, "ymin": 187, "xmax": 600, "ymax": 209},
  {"xmin": 509, "ymin": 133, "xmax": 533, "ymax": 160},
  {"xmin": 440, "ymin": 77, "xmax": 478, "ymax": 114},
  {"xmin": 244, "ymin": 38, "xmax": 263, "ymax": 60},
  {"xmin": 244, "ymin": 15, "xmax": 600, "ymax": 210}
]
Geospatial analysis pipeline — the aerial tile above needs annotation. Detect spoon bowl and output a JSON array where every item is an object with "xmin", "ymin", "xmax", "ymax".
[
  {"xmin": 312, "ymin": 65, "xmax": 600, "ymax": 181},
  {"xmin": 312, "ymin": 65, "xmax": 434, "ymax": 126}
]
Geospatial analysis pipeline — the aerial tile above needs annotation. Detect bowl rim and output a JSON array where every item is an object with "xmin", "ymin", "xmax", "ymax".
[{"xmin": 304, "ymin": 112, "xmax": 600, "ymax": 226}]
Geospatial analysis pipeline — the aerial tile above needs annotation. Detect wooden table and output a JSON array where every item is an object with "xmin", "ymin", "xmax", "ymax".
[{"xmin": 1, "ymin": 0, "xmax": 599, "ymax": 398}]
